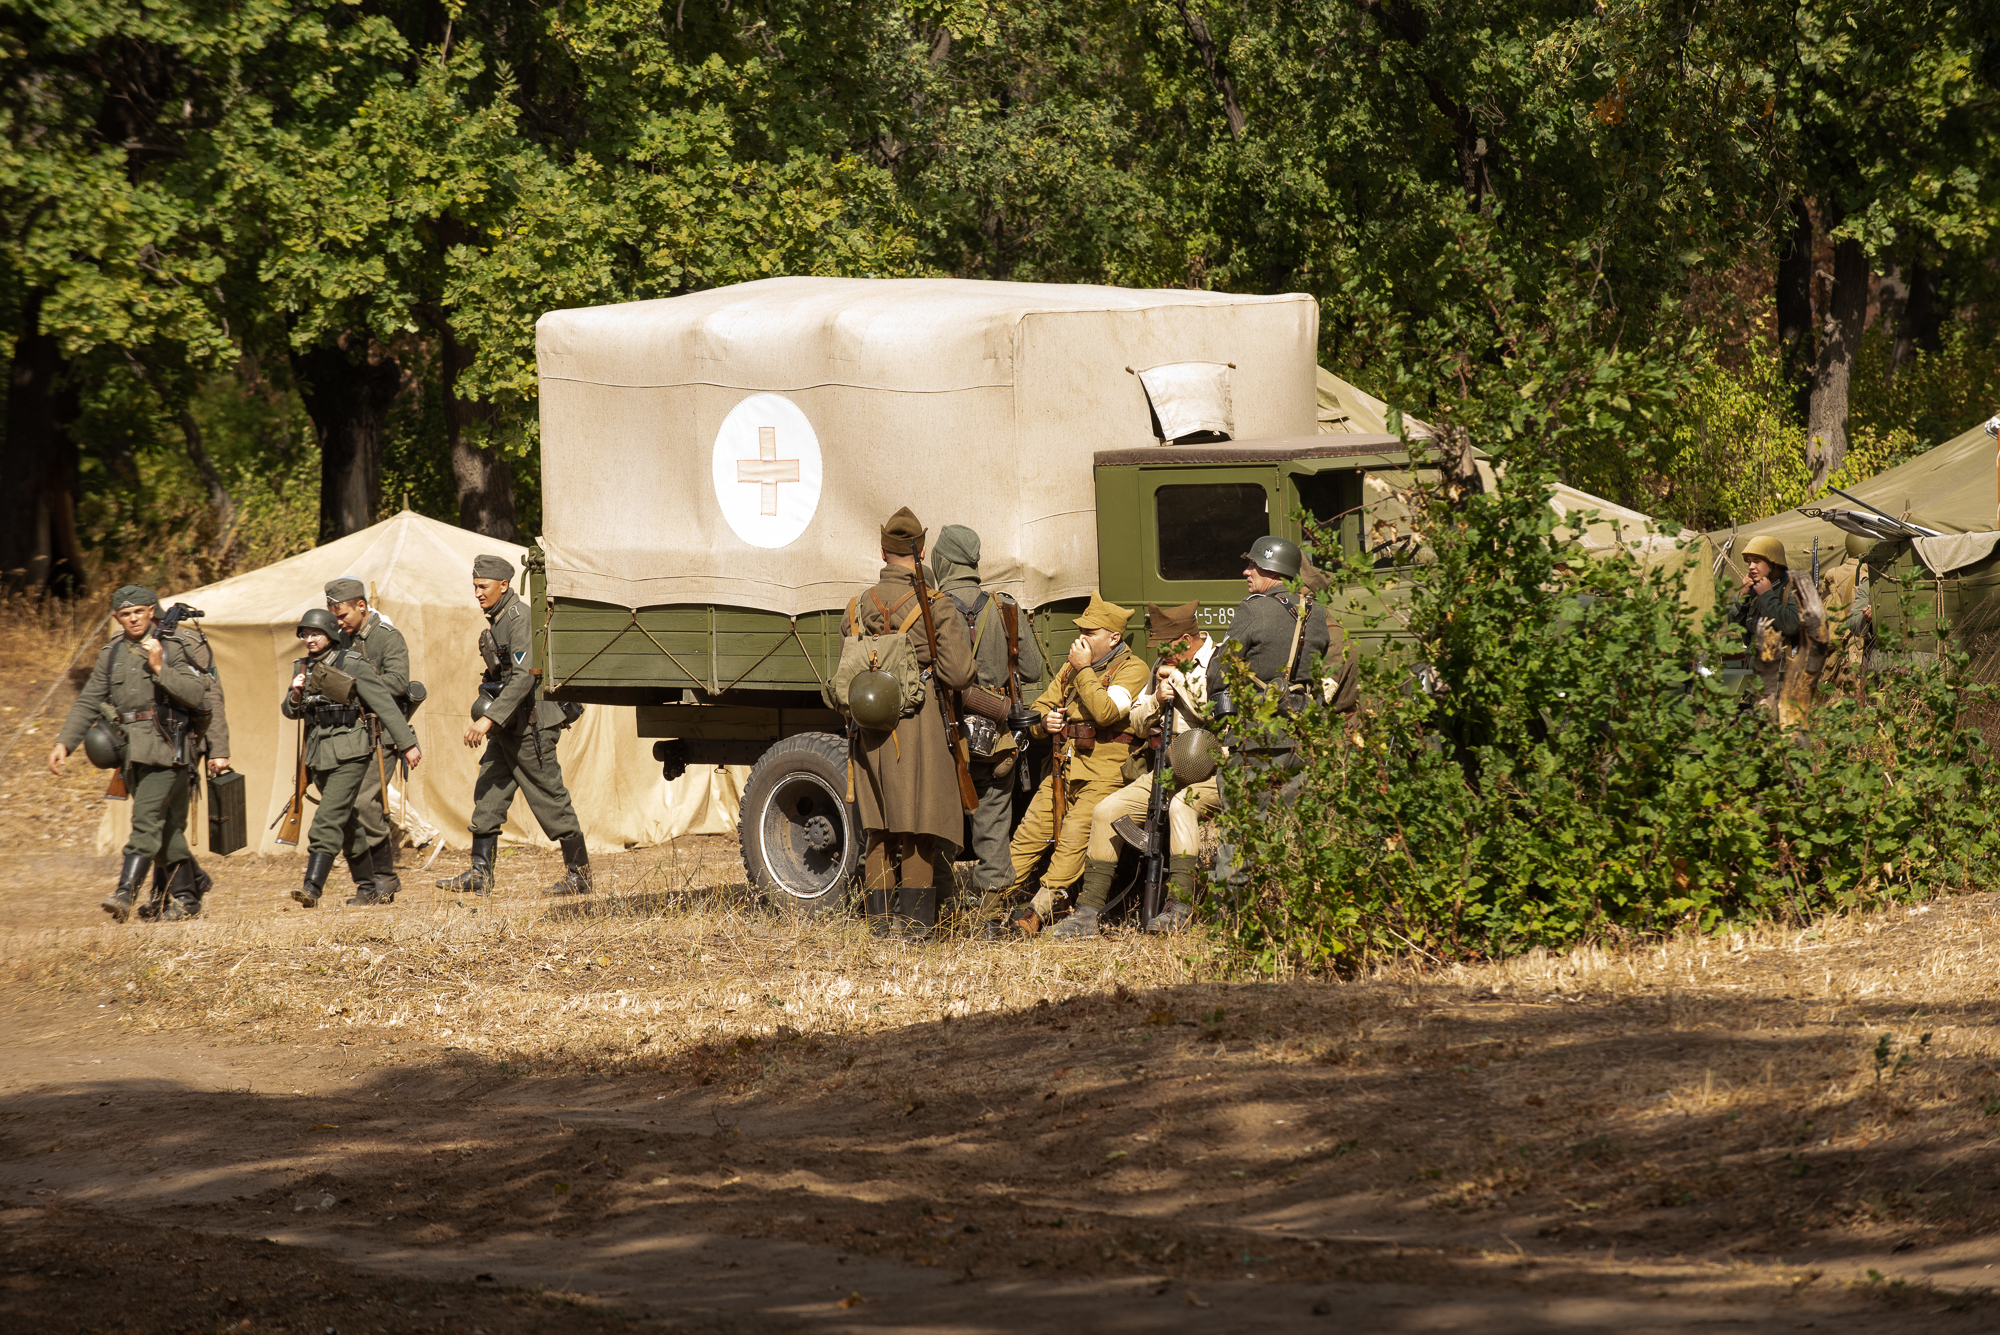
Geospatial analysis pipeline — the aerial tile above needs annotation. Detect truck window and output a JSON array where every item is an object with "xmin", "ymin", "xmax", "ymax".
[{"xmin": 1155, "ymin": 482, "xmax": 1268, "ymax": 581}]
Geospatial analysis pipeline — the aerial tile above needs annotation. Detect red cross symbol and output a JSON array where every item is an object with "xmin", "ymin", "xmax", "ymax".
[{"xmin": 736, "ymin": 425, "xmax": 801, "ymax": 516}]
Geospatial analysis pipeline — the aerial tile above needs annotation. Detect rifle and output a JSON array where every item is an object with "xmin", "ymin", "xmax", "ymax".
[
  {"xmin": 912, "ymin": 559, "xmax": 980, "ymax": 813},
  {"xmin": 1000, "ymin": 599, "xmax": 1034, "ymax": 792},
  {"xmin": 370, "ymin": 713, "xmax": 394, "ymax": 830},
  {"xmin": 273, "ymin": 717, "xmax": 306, "ymax": 845},
  {"xmin": 104, "ymin": 769, "xmax": 128, "ymax": 801},
  {"xmin": 1137, "ymin": 684, "xmax": 1177, "ymax": 929},
  {"xmin": 157, "ymin": 602, "xmax": 205, "ymax": 638}
]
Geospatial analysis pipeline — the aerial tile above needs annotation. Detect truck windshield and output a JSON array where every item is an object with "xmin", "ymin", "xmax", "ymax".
[{"xmin": 1155, "ymin": 482, "xmax": 1268, "ymax": 581}]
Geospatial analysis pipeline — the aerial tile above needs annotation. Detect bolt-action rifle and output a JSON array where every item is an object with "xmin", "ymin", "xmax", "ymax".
[{"xmin": 273, "ymin": 717, "xmax": 306, "ymax": 845}]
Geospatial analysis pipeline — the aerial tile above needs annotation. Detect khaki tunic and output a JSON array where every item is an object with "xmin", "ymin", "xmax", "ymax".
[
  {"xmin": 1027, "ymin": 646, "xmax": 1152, "ymax": 783},
  {"xmin": 843, "ymin": 566, "xmax": 976, "ymax": 845}
]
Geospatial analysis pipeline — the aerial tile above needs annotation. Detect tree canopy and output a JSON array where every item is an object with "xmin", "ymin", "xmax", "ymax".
[{"xmin": 3, "ymin": 0, "xmax": 1996, "ymax": 589}]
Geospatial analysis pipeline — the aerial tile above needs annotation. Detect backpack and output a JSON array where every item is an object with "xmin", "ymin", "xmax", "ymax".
[{"xmin": 825, "ymin": 589, "xmax": 928, "ymax": 721}]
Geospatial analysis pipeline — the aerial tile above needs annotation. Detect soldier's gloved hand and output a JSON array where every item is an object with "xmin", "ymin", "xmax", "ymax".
[
  {"xmin": 403, "ymin": 746, "xmax": 424, "ymax": 770},
  {"xmin": 208, "ymin": 757, "xmax": 231, "ymax": 777},
  {"xmin": 463, "ymin": 716, "xmax": 493, "ymax": 749},
  {"xmin": 46, "ymin": 743, "xmax": 67, "ymax": 774}
]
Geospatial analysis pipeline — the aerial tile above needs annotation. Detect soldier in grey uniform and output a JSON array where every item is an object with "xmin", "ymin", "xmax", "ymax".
[
  {"xmin": 283, "ymin": 608, "xmax": 422, "ymax": 907},
  {"xmin": 47, "ymin": 585, "xmax": 214, "ymax": 921},
  {"xmin": 932, "ymin": 524, "xmax": 1043, "ymax": 902},
  {"xmin": 1206, "ymin": 536, "xmax": 1356, "ymax": 883},
  {"xmin": 434, "ymin": 554, "xmax": 591, "ymax": 897},
  {"xmin": 140, "ymin": 596, "xmax": 231, "ymax": 920},
  {"xmin": 327, "ymin": 576, "xmax": 411, "ymax": 900}
]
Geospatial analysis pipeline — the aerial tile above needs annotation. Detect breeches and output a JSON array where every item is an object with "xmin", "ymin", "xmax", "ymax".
[
  {"xmin": 470, "ymin": 725, "xmax": 581, "ymax": 840},
  {"xmin": 1085, "ymin": 773, "xmax": 1223, "ymax": 862},
  {"xmin": 1006, "ymin": 773, "xmax": 1122, "ymax": 894},
  {"xmin": 123, "ymin": 764, "xmax": 192, "ymax": 864}
]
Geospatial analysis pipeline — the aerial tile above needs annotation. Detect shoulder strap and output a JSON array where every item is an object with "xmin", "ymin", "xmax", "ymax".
[
  {"xmin": 845, "ymin": 596, "xmax": 860, "ymax": 636},
  {"xmin": 1001, "ymin": 597, "xmax": 1021, "ymax": 699},
  {"xmin": 966, "ymin": 592, "xmax": 994, "ymax": 656},
  {"xmin": 1280, "ymin": 602, "xmax": 1308, "ymax": 685}
]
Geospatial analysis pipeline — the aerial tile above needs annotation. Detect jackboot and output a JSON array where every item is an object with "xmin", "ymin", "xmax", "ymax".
[
  {"xmin": 1047, "ymin": 904, "xmax": 1100, "ymax": 942},
  {"xmin": 548, "ymin": 832, "xmax": 592, "ymax": 896},
  {"xmin": 343, "ymin": 850, "xmax": 381, "ymax": 907},
  {"xmin": 138, "ymin": 859, "xmax": 172, "ymax": 921},
  {"xmin": 294, "ymin": 850, "xmax": 335, "ymax": 908},
  {"xmin": 159, "ymin": 861, "xmax": 204, "ymax": 921},
  {"xmin": 435, "ymin": 832, "xmax": 497, "ymax": 895},
  {"xmin": 368, "ymin": 841, "xmax": 402, "ymax": 904},
  {"xmin": 103, "ymin": 853, "xmax": 150, "ymax": 923}
]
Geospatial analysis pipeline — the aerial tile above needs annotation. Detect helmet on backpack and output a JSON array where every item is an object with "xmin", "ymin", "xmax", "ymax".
[{"xmin": 848, "ymin": 670, "xmax": 901, "ymax": 732}]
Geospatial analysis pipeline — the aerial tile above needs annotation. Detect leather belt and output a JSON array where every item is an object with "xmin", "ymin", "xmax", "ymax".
[
  {"xmin": 118, "ymin": 709, "xmax": 155, "ymax": 723},
  {"xmin": 1101, "ymin": 731, "xmax": 1137, "ymax": 748}
]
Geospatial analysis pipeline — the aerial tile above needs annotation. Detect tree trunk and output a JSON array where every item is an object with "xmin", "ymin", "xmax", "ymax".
[
  {"xmin": 1890, "ymin": 255, "xmax": 1939, "ymax": 373},
  {"xmin": 0, "ymin": 293, "xmax": 88, "ymax": 595},
  {"xmin": 1774, "ymin": 195, "xmax": 1815, "ymax": 424},
  {"xmin": 291, "ymin": 337, "xmax": 402, "ymax": 542},
  {"xmin": 1806, "ymin": 236, "xmax": 1869, "ymax": 490},
  {"xmin": 439, "ymin": 328, "xmax": 519, "ymax": 541},
  {"xmin": 1172, "ymin": 0, "xmax": 1247, "ymax": 141}
]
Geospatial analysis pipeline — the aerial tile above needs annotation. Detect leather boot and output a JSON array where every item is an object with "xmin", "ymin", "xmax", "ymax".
[
  {"xmin": 138, "ymin": 860, "xmax": 171, "ymax": 921},
  {"xmin": 435, "ymin": 832, "xmax": 496, "ymax": 895},
  {"xmin": 294, "ymin": 850, "xmax": 334, "ymax": 908},
  {"xmin": 343, "ymin": 850, "xmax": 380, "ymax": 906},
  {"xmin": 1048, "ymin": 904, "xmax": 1100, "ymax": 942},
  {"xmin": 103, "ymin": 853, "xmax": 150, "ymax": 923},
  {"xmin": 159, "ymin": 861, "xmax": 204, "ymax": 921},
  {"xmin": 369, "ymin": 841, "xmax": 402, "ymax": 904},
  {"xmin": 548, "ymin": 832, "xmax": 592, "ymax": 896}
]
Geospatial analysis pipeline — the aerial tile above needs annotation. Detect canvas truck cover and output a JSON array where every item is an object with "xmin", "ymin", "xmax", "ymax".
[{"xmin": 536, "ymin": 277, "xmax": 1318, "ymax": 615}]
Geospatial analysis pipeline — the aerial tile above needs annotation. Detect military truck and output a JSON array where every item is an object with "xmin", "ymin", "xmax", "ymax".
[{"xmin": 529, "ymin": 278, "xmax": 1424, "ymax": 905}]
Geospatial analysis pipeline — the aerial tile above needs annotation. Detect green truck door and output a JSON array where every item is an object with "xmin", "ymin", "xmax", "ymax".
[{"xmin": 1099, "ymin": 465, "xmax": 1280, "ymax": 637}]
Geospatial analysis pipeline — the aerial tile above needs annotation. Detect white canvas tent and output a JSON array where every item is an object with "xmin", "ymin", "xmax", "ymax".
[
  {"xmin": 96, "ymin": 511, "xmax": 746, "ymax": 858},
  {"xmin": 536, "ymin": 277, "xmax": 1319, "ymax": 614}
]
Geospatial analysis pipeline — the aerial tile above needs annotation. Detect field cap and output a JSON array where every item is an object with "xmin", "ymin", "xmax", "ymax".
[
  {"xmin": 324, "ymin": 577, "xmax": 366, "ymax": 603},
  {"xmin": 112, "ymin": 584, "xmax": 155, "ymax": 611},
  {"xmin": 1074, "ymin": 592, "xmax": 1133, "ymax": 635},
  {"xmin": 1147, "ymin": 600, "xmax": 1200, "ymax": 646},
  {"xmin": 880, "ymin": 507, "xmax": 926, "ymax": 556},
  {"xmin": 472, "ymin": 554, "xmax": 515, "ymax": 581}
]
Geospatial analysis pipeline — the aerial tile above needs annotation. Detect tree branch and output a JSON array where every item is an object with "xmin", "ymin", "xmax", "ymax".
[{"xmin": 1171, "ymin": 0, "xmax": 1246, "ymax": 141}]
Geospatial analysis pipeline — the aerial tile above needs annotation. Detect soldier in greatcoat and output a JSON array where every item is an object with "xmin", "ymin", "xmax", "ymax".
[
  {"xmin": 931, "ymin": 523, "xmax": 1043, "ymax": 903},
  {"xmin": 434, "ymin": 554, "xmax": 592, "ymax": 897},
  {"xmin": 982, "ymin": 592, "xmax": 1151, "ymax": 938},
  {"xmin": 47, "ymin": 585, "xmax": 215, "ymax": 921},
  {"xmin": 327, "ymin": 576, "xmax": 411, "ymax": 900},
  {"xmin": 844, "ymin": 507, "xmax": 977, "ymax": 931},
  {"xmin": 283, "ymin": 608, "xmax": 422, "ymax": 907}
]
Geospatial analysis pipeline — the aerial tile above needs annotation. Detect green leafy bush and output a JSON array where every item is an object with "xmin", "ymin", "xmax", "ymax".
[{"xmin": 1210, "ymin": 457, "xmax": 2000, "ymax": 972}]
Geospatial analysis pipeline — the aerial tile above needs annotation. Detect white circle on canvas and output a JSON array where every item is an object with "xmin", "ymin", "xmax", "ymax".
[{"xmin": 709, "ymin": 393, "xmax": 824, "ymax": 549}]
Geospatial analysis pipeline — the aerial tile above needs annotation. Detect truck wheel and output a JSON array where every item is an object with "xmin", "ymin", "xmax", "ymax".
[{"xmin": 739, "ymin": 733, "xmax": 859, "ymax": 915}]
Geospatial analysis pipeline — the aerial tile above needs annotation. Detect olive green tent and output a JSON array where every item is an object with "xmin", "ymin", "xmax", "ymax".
[{"xmin": 1706, "ymin": 417, "xmax": 2000, "ymax": 573}]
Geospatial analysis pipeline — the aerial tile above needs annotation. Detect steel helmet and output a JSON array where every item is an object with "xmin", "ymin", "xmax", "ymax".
[
  {"xmin": 1740, "ymin": 534, "xmax": 1788, "ymax": 568},
  {"xmin": 82, "ymin": 719, "xmax": 126, "ymax": 770},
  {"xmin": 1242, "ymin": 534, "xmax": 1302, "ymax": 579},
  {"xmin": 848, "ymin": 669, "xmax": 901, "ymax": 732},
  {"xmin": 1844, "ymin": 532, "xmax": 1876, "ymax": 561},
  {"xmin": 470, "ymin": 693, "xmax": 497, "ymax": 722},
  {"xmin": 296, "ymin": 607, "xmax": 340, "ymax": 639},
  {"xmin": 1165, "ymin": 727, "xmax": 1222, "ymax": 783}
]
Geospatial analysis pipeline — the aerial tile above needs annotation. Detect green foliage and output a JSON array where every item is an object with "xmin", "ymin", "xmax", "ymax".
[
  {"xmin": 1212, "ymin": 461, "xmax": 2000, "ymax": 971},
  {"xmin": 1658, "ymin": 340, "xmax": 1921, "ymax": 532}
]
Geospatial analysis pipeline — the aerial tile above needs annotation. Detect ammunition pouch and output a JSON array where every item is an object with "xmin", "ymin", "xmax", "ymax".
[
  {"xmin": 555, "ymin": 701, "xmax": 585, "ymax": 731},
  {"xmin": 305, "ymin": 705, "xmax": 363, "ymax": 729},
  {"xmin": 1060, "ymin": 721, "xmax": 1097, "ymax": 748},
  {"xmin": 306, "ymin": 658, "xmax": 358, "ymax": 705}
]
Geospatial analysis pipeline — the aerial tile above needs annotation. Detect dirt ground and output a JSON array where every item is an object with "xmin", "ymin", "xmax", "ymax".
[{"xmin": 5, "ymin": 603, "xmax": 2000, "ymax": 1331}]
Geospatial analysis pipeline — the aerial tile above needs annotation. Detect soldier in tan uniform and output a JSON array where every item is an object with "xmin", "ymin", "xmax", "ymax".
[
  {"xmin": 1067, "ymin": 600, "xmax": 1221, "ymax": 937},
  {"xmin": 843, "ymin": 507, "xmax": 977, "ymax": 931},
  {"xmin": 983, "ymin": 592, "xmax": 1150, "ymax": 936}
]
